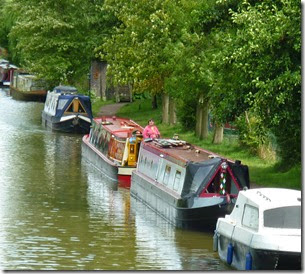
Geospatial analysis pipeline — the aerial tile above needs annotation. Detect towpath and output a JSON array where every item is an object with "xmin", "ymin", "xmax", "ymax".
[{"xmin": 97, "ymin": 102, "xmax": 128, "ymax": 116}]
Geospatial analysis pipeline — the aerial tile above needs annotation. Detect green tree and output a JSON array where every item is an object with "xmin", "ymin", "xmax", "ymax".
[
  {"xmin": 210, "ymin": 0, "xmax": 301, "ymax": 166},
  {"xmin": 6, "ymin": 0, "xmax": 114, "ymax": 86},
  {"xmin": 99, "ymin": 0, "xmax": 188, "ymax": 122}
]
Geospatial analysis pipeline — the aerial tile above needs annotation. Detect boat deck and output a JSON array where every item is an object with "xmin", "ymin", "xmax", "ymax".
[
  {"xmin": 94, "ymin": 116, "xmax": 144, "ymax": 139},
  {"xmin": 143, "ymin": 139, "xmax": 223, "ymax": 163}
]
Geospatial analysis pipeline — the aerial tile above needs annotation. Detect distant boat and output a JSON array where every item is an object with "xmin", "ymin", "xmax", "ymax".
[
  {"xmin": 214, "ymin": 188, "xmax": 301, "ymax": 270},
  {"xmin": 42, "ymin": 85, "xmax": 93, "ymax": 134},
  {"xmin": 82, "ymin": 116, "xmax": 144, "ymax": 187},
  {"xmin": 10, "ymin": 70, "xmax": 47, "ymax": 101},
  {"xmin": 130, "ymin": 138, "xmax": 250, "ymax": 229},
  {"xmin": 0, "ymin": 59, "xmax": 18, "ymax": 86}
]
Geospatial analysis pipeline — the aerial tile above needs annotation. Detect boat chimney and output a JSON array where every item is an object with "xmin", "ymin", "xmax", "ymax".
[{"xmin": 112, "ymin": 116, "xmax": 116, "ymax": 121}]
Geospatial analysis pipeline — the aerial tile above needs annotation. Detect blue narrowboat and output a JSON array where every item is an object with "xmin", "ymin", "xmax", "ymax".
[{"xmin": 42, "ymin": 85, "xmax": 93, "ymax": 133}]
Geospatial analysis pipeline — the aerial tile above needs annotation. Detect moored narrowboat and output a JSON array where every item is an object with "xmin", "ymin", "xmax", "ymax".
[
  {"xmin": 42, "ymin": 85, "xmax": 93, "ymax": 133},
  {"xmin": 10, "ymin": 70, "xmax": 47, "ymax": 101},
  {"xmin": 130, "ymin": 138, "xmax": 250, "ymax": 230},
  {"xmin": 214, "ymin": 188, "xmax": 301, "ymax": 270},
  {"xmin": 82, "ymin": 116, "xmax": 144, "ymax": 187},
  {"xmin": 0, "ymin": 60, "xmax": 18, "ymax": 86}
]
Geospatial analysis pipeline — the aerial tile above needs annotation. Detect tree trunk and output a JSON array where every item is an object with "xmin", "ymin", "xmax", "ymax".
[
  {"xmin": 200, "ymin": 99, "xmax": 209, "ymax": 139},
  {"xmin": 152, "ymin": 94, "xmax": 157, "ymax": 109},
  {"xmin": 213, "ymin": 123, "xmax": 224, "ymax": 144},
  {"xmin": 169, "ymin": 98, "xmax": 177, "ymax": 125},
  {"xmin": 162, "ymin": 93, "xmax": 169, "ymax": 124},
  {"xmin": 195, "ymin": 103, "xmax": 202, "ymax": 137}
]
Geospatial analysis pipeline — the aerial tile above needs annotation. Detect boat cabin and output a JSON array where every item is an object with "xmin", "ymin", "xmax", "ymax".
[
  {"xmin": 43, "ymin": 86, "xmax": 92, "ymax": 120},
  {"xmin": 137, "ymin": 139, "xmax": 249, "ymax": 202},
  {"xmin": 11, "ymin": 71, "xmax": 46, "ymax": 92},
  {"xmin": 89, "ymin": 116, "xmax": 143, "ymax": 167},
  {"xmin": 224, "ymin": 188, "xmax": 301, "ymax": 231},
  {"xmin": 0, "ymin": 62, "xmax": 18, "ymax": 85}
]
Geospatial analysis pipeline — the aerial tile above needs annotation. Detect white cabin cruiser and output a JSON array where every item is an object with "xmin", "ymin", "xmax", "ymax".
[{"xmin": 214, "ymin": 188, "xmax": 301, "ymax": 270}]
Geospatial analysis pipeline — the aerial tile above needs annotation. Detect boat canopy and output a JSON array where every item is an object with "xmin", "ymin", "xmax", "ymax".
[{"xmin": 182, "ymin": 158, "xmax": 249, "ymax": 198}]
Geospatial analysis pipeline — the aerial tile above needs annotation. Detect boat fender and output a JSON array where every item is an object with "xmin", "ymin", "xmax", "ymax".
[
  {"xmin": 213, "ymin": 231, "xmax": 218, "ymax": 252},
  {"xmin": 245, "ymin": 252, "xmax": 252, "ymax": 270},
  {"xmin": 226, "ymin": 243, "xmax": 234, "ymax": 265}
]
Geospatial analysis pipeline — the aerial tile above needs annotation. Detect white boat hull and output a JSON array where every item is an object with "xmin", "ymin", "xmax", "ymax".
[{"xmin": 216, "ymin": 232, "xmax": 301, "ymax": 270}]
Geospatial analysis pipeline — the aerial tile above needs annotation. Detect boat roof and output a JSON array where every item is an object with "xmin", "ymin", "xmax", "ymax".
[
  {"xmin": 0, "ymin": 63, "xmax": 18, "ymax": 69},
  {"xmin": 237, "ymin": 188, "xmax": 301, "ymax": 209},
  {"xmin": 94, "ymin": 116, "xmax": 144, "ymax": 139},
  {"xmin": 0, "ymin": 59, "xmax": 9, "ymax": 64},
  {"xmin": 53, "ymin": 85, "xmax": 78, "ymax": 93},
  {"xmin": 142, "ymin": 139, "xmax": 224, "ymax": 164}
]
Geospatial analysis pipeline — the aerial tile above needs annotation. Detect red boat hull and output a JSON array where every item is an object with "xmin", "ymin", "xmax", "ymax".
[{"xmin": 118, "ymin": 175, "xmax": 131, "ymax": 188}]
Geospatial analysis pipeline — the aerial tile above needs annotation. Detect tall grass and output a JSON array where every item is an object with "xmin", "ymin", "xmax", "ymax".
[{"xmin": 97, "ymin": 98, "xmax": 301, "ymax": 190}]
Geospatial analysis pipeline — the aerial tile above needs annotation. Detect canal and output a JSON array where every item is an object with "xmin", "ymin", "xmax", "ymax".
[{"xmin": 0, "ymin": 88, "xmax": 229, "ymax": 270}]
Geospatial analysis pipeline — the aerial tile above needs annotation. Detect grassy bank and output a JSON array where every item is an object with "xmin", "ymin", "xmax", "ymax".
[{"xmin": 96, "ymin": 98, "xmax": 301, "ymax": 190}]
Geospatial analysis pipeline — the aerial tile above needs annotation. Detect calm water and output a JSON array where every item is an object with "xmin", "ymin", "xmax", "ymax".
[{"xmin": 0, "ymin": 88, "xmax": 229, "ymax": 270}]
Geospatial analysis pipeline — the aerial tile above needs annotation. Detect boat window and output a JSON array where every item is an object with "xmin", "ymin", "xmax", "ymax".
[
  {"xmin": 97, "ymin": 131, "xmax": 103, "ymax": 147},
  {"xmin": 150, "ymin": 160, "xmax": 153, "ymax": 170},
  {"xmin": 51, "ymin": 99, "xmax": 57, "ymax": 111},
  {"xmin": 242, "ymin": 204, "xmax": 259, "ymax": 231},
  {"xmin": 163, "ymin": 165, "xmax": 171, "ymax": 185},
  {"xmin": 130, "ymin": 144, "xmax": 135, "ymax": 154},
  {"xmin": 173, "ymin": 170, "xmax": 181, "ymax": 191},
  {"xmin": 264, "ymin": 206, "xmax": 301, "ymax": 229},
  {"xmin": 57, "ymin": 99, "xmax": 69, "ymax": 110}
]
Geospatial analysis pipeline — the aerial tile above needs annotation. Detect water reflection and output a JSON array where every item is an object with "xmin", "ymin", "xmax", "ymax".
[
  {"xmin": 0, "ymin": 88, "xmax": 227, "ymax": 270},
  {"xmin": 131, "ymin": 197, "xmax": 229, "ymax": 271}
]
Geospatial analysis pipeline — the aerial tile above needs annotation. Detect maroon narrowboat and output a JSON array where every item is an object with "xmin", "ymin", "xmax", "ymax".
[
  {"xmin": 82, "ymin": 116, "xmax": 144, "ymax": 187},
  {"xmin": 0, "ymin": 60, "xmax": 18, "ymax": 86}
]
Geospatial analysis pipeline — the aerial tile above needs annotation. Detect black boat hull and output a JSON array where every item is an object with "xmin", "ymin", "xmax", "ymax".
[
  {"xmin": 42, "ymin": 112, "xmax": 91, "ymax": 134},
  {"xmin": 131, "ymin": 171, "xmax": 234, "ymax": 230}
]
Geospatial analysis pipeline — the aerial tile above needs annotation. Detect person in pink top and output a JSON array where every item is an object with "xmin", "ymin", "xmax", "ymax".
[{"xmin": 143, "ymin": 119, "xmax": 161, "ymax": 139}]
